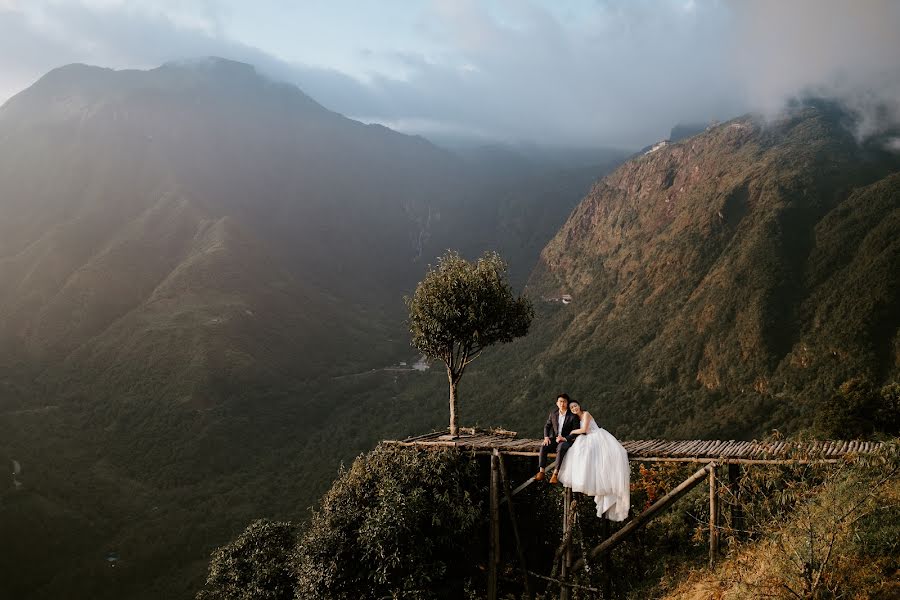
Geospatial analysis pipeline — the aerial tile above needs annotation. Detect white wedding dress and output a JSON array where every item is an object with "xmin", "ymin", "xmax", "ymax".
[{"xmin": 557, "ymin": 416, "xmax": 630, "ymax": 521}]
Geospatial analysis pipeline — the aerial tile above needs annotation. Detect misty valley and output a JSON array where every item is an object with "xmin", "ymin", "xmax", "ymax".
[{"xmin": 1, "ymin": 5, "xmax": 899, "ymax": 598}]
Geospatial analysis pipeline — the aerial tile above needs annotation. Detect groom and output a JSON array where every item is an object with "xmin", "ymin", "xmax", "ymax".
[{"xmin": 535, "ymin": 393, "xmax": 581, "ymax": 484}]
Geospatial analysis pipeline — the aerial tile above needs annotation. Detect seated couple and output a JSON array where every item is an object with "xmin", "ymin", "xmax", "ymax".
[{"xmin": 535, "ymin": 393, "xmax": 630, "ymax": 521}]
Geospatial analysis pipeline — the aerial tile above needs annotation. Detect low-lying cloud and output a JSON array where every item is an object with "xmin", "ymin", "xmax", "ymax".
[
  {"xmin": 732, "ymin": 0, "xmax": 900, "ymax": 141},
  {"xmin": 1, "ymin": 1, "xmax": 898, "ymax": 149}
]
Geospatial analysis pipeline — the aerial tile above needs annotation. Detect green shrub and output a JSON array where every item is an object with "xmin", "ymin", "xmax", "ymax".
[
  {"xmin": 197, "ymin": 519, "xmax": 297, "ymax": 600},
  {"xmin": 294, "ymin": 445, "xmax": 484, "ymax": 600}
]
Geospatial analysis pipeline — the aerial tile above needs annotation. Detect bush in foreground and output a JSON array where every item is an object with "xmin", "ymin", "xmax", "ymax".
[
  {"xmin": 197, "ymin": 519, "xmax": 296, "ymax": 600},
  {"xmin": 294, "ymin": 444, "xmax": 484, "ymax": 600}
]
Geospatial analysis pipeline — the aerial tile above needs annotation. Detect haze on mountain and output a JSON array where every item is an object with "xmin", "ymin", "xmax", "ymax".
[
  {"xmin": 2, "ymin": 1, "xmax": 900, "ymax": 149},
  {"xmin": 0, "ymin": 2, "xmax": 898, "ymax": 599},
  {"xmin": 0, "ymin": 57, "xmax": 619, "ymax": 599}
]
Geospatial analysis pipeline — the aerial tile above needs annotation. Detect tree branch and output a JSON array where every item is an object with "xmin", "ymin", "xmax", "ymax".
[
  {"xmin": 462, "ymin": 344, "xmax": 484, "ymax": 366},
  {"xmin": 445, "ymin": 342, "xmax": 455, "ymax": 373}
]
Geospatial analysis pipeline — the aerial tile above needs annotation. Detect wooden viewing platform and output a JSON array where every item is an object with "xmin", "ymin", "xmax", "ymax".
[
  {"xmin": 385, "ymin": 428, "xmax": 883, "ymax": 464},
  {"xmin": 385, "ymin": 428, "xmax": 889, "ymax": 599}
]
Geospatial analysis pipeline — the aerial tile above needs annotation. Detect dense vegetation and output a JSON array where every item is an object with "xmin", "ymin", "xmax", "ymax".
[
  {"xmin": 191, "ymin": 103, "xmax": 900, "ymax": 598},
  {"xmin": 195, "ymin": 446, "xmax": 485, "ymax": 600},
  {"xmin": 195, "ymin": 440, "xmax": 900, "ymax": 599},
  {"xmin": 1, "ymin": 60, "xmax": 898, "ymax": 599},
  {"xmin": 444, "ymin": 104, "xmax": 900, "ymax": 442},
  {"xmin": 0, "ymin": 60, "xmax": 614, "ymax": 599}
]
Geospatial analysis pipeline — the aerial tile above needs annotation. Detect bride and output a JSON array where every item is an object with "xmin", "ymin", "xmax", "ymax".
[{"xmin": 557, "ymin": 400, "xmax": 630, "ymax": 521}]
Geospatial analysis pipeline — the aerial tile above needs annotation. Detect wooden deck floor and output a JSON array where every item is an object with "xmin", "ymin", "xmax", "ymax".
[{"xmin": 384, "ymin": 429, "xmax": 884, "ymax": 464}]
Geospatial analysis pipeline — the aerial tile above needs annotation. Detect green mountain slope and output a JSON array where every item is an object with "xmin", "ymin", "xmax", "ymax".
[
  {"xmin": 0, "ymin": 59, "xmax": 463, "ymax": 599},
  {"xmin": 188, "ymin": 104, "xmax": 900, "ymax": 600},
  {"xmin": 0, "ymin": 59, "xmax": 458, "ymax": 385},
  {"xmin": 445, "ymin": 105, "xmax": 900, "ymax": 440},
  {"xmin": 0, "ymin": 59, "xmax": 620, "ymax": 599}
]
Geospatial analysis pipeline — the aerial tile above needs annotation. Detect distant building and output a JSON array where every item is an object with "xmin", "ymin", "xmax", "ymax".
[{"xmin": 644, "ymin": 140, "xmax": 669, "ymax": 155}]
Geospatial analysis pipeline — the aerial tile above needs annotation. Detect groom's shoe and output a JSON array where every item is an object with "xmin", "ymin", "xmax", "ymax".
[
  {"xmin": 550, "ymin": 473, "xmax": 559, "ymax": 485},
  {"xmin": 534, "ymin": 471, "xmax": 545, "ymax": 482}
]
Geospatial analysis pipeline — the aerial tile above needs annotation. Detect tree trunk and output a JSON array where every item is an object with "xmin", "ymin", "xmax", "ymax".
[{"xmin": 448, "ymin": 372, "xmax": 459, "ymax": 437}]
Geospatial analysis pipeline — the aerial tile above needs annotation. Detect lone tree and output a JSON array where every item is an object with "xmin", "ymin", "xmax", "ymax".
[{"xmin": 406, "ymin": 250, "xmax": 533, "ymax": 437}]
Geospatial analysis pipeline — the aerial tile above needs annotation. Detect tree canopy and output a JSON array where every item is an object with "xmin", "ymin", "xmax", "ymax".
[
  {"xmin": 196, "ymin": 519, "xmax": 296, "ymax": 600},
  {"xmin": 294, "ymin": 445, "xmax": 483, "ymax": 599},
  {"xmin": 406, "ymin": 251, "xmax": 533, "ymax": 436}
]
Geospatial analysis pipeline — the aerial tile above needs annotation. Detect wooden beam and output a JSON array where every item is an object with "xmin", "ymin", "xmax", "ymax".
[
  {"xmin": 601, "ymin": 518, "xmax": 612, "ymax": 599},
  {"xmin": 488, "ymin": 451, "xmax": 500, "ymax": 600},
  {"xmin": 386, "ymin": 445, "xmax": 844, "ymax": 465},
  {"xmin": 400, "ymin": 430, "xmax": 444, "ymax": 443},
  {"xmin": 631, "ymin": 456, "xmax": 842, "ymax": 465},
  {"xmin": 498, "ymin": 453, "xmax": 533, "ymax": 600},
  {"xmin": 709, "ymin": 464, "xmax": 719, "ymax": 568},
  {"xmin": 524, "ymin": 570, "xmax": 600, "ymax": 594},
  {"xmin": 488, "ymin": 453, "xmax": 842, "ymax": 465},
  {"xmin": 560, "ymin": 487, "xmax": 573, "ymax": 600},
  {"xmin": 503, "ymin": 458, "xmax": 562, "ymax": 501},
  {"xmin": 729, "ymin": 463, "xmax": 744, "ymax": 540},
  {"xmin": 384, "ymin": 437, "xmax": 881, "ymax": 463},
  {"xmin": 496, "ymin": 451, "xmax": 543, "ymax": 457},
  {"xmin": 572, "ymin": 462, "xmax": 716, "ymax": 572}
]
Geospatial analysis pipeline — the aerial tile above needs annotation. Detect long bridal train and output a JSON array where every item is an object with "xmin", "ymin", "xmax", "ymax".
[{"xmin": 557, "ymin": 418, "xmax": 631, "ymax": 521}]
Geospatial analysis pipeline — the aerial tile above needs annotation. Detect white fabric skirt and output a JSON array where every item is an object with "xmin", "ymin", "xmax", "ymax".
[{"xmin": 557, "ymin": 422, "xmax": 630, "ymax": 521}]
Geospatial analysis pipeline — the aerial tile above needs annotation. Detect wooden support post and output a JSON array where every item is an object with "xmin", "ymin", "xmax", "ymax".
[
  {"xmin": 560, "ymin": 487, "xmax": 573, "ymax": 600},
  {"xmin": 601, "ymin": 518, "xmax": 612, "ymax": 599},
  {"xmin": 565, "ymin": 489, "xmax": 574, "ymax": 577},
  {"xmin": 489, "ymin": 451, "xmax": 500, "ymax": 600},
  {"xmin": 729, "ymin": 463, "xmax": 744, "ymax": 540},
  {"xmin": 709, "ymin": 464, "xmax": 719, "ymax": 569},
  {"xmin": 498, "ymin": 453, "xmax": 533, "ymax": 600},
  {"xmin": 573, "ymin": 462, "xmax": 715, "ymax": 572}
]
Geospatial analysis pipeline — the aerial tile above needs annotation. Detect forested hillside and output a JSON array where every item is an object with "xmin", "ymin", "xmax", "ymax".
[
  {"xmin": 2, "ymin": 59, "xmax": 898, "ymax": 600},
  {"xmin": 197, "ymin": 101, "xmax": 900, "ymax": 599},
  {"xmin": 448, "ymin": 104, "xmax": 900, "ymax": 441},
  {"xmin": 0, "ymin": 59, "xmax": 618, "ymax": 599}
]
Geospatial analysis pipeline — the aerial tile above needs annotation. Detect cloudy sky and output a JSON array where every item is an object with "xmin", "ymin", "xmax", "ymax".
[{"xmin": 2, "ymin": 0, "xmax": 899, "ymax": 148}]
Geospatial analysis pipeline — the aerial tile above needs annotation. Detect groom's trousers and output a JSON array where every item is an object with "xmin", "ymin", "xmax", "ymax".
[{"xmin": 539, "ymin": 440, "xmax": 571, "ymax": 471}]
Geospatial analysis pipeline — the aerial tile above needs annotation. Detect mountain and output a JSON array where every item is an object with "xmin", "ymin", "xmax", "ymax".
[
  {"xmin": 450, "ymin": 103, "xmax": 900, "ymax": 440},
  {"xmin": 0, "ymin": 59, "xmax": 622, "ymax": 599},
  {"xmin": 4, "ymin": 60, "xmax": 894, "ymax": 597},
  {"xmin": 0, "ymin": 58, "xmax": 467, "ymax": 395},
  {"xmin": 189, "ymin": 103, "xmax": 899, "ymax": 598},
  {"xmin": 0, "ymin": 58, "xmax": 621, "ymax": 404}
]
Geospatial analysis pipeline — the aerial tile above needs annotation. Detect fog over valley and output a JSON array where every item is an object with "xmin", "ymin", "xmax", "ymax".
[{"xmin": 0, "ymin": 2, "xmax": 898, "ymax": 600}]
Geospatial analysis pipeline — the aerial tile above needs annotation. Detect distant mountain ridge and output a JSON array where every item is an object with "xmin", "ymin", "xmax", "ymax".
[
  {"xmin": 461, "ymin": 104, "xmax": 900, "ymax": 439},
  {"xmin": 0, "ymin": 58, "xmax": 470, "ymax": 403},
  {"xmin": 0, "ymin": 58, "xmax": 626, "ymax": 412}
]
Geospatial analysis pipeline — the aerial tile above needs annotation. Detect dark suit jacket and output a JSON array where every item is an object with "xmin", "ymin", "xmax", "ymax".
[{"xmin": 544, "ymin": 410, "xmax": 581, "ymax": 443}]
